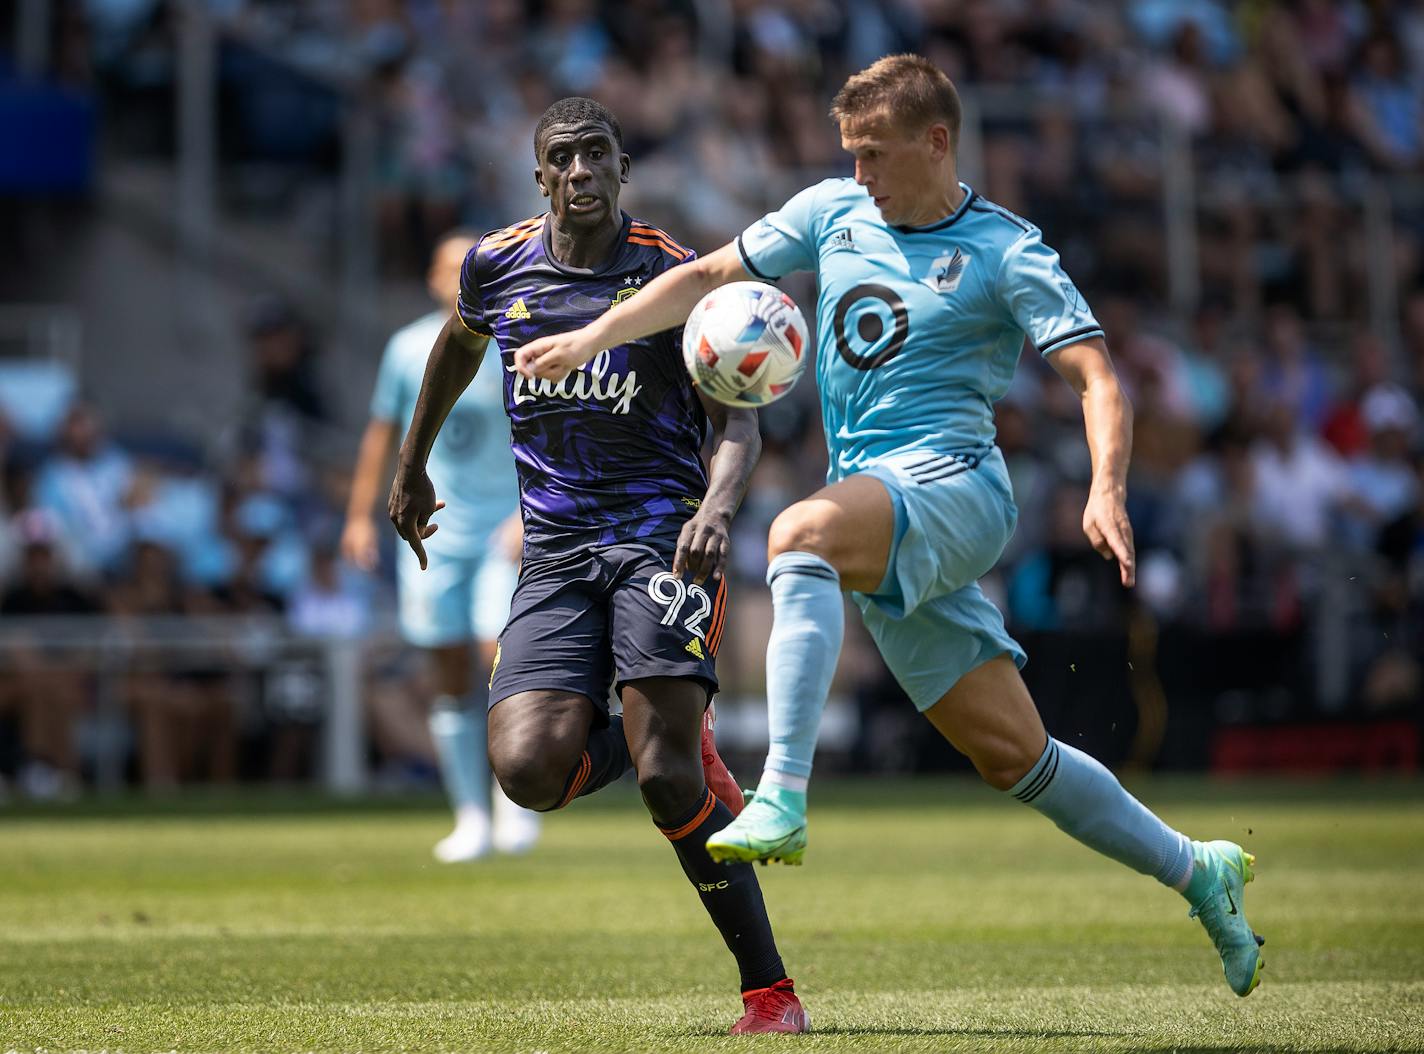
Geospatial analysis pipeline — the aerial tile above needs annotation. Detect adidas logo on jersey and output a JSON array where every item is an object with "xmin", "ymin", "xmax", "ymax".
[
  {"xmin": 685, "ymin": 637, "xmax": 705, "ymax": 659},
  {"xmin": 826, "ymin": 228, "xmax": 856, "ymax": 254},
  {"xmin": 505, "ymin": 298, "xmax": 531, "ymax": 320}
]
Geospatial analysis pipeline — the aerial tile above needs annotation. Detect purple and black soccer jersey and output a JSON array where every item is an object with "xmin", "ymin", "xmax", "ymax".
[{"xmin": 457, "ymin": 211, "xmax": 709, "ymax": 557}]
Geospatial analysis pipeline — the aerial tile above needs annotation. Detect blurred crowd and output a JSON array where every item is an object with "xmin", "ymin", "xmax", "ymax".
[
  {"xmin": 0, "ymin": 304, "xmax": 444, "ymax": 799},
  {"xmin": 3, "ymin": 0, "xmax": 1424, "ymax": 795}
]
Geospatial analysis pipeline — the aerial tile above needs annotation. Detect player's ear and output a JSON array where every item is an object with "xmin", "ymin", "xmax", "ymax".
[
  {"xmin": 620, "ymin": 152, "xmax": 631, "ymax": 184},
  {"xmin": 534, "ymin": 166, "xmax": 550, "ymax": 198},
  {"xmin": 928, "ymin": 122, "xmax": 951, "ymax": 161}
]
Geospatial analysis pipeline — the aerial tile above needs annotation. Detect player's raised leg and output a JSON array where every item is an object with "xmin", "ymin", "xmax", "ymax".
[
  {"xmin": 487, "ymin": 691, "xmax": 632, "ymax": 812},
  {"xmin": 622, "ymin": 677, "xmax": 807, "ymax": 1033},
  {"xmin": 706, "ymin": 475, "xmax": 893, "ymax": 866},
  {"xmin": 924, "ymin": 655, "xmax": 1264, "ymax": 997}
]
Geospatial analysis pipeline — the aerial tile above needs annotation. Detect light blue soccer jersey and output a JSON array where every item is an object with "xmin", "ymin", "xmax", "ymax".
[
  {"xmin": 370, "ymin": 311, "xmax": 518, "ymax": 553},
  {"xmin": 738, "ymin": 178, "xmax": 1102, "ymax": 481}
]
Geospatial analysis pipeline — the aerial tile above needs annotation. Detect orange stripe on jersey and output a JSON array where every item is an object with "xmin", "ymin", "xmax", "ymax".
[
  {"xmin": 486, "ymin": 229, "xmax": 542, "ymax": 252},
  {"xmin": 485, "ymin": 215, "xmax": 545, "ymax": 249},
  {"xmin": 630, "ymin": 224, "xmax": 691, "ymax": 258},
  {"xmin": 660, "ymin": 789, "xmax": 717, "ymax": 840},
  {"xmin": 486, "ymin": 225, "xmax": 544, "ymax": 251},
  {"xmin": 491, "ymin": 214, "xmax": 543, "ymax": 239},
  {"xmin": 629, "ymin": 227, "xmax": 692, "ymax": 259},
  {"xmin": 627, "ymin": 235, "xmax": 692, "ymax": 260},
  {"xmin": 707, "ymin": 578, "xmax": 729, "ymax": 656}
]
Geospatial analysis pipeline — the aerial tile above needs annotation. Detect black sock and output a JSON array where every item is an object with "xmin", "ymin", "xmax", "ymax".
[
  {"xmin": 657, "ymin": 786, "xmax": 787, "ymax": 991},
  {"xmin": 553, "ymin": 714, "xmax": 631, "ymax": 809}
]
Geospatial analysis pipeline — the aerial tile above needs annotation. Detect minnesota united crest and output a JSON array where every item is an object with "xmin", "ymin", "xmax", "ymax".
[{"xmin": 924, "ymin": 247, "xmax": 970, "ymax": 294}]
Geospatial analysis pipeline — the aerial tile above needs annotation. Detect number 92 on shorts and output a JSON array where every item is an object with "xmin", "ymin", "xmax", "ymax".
[{"xmin": 488, "ymin": 543, "xmax": 729, "ymax": 717}]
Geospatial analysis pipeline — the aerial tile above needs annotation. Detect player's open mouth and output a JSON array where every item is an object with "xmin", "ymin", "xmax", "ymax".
[{"xmin": 569, "ymin": 194, "xmax": 601, "ymax": 211}]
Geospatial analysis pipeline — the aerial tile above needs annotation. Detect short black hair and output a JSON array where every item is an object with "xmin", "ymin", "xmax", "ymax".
[{"xmin": 533, "ymin": 96, "xmax": 623, "ymax": 156}]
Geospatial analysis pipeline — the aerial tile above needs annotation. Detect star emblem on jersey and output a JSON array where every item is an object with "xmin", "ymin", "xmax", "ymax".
[
  {"xmin": 924, "ymin": 247, "xmax": 970, "ymax": 294},
  {"xmin": 685, "ymin": 637, "xmax": 705, "ymax": 659},
  {"xmin": 826, "ymin": 228, "xmax": 857, "ymax": 254},
  {"xmin": 505, "ymin": 298, "xmax": 531, "ymax": 320}
]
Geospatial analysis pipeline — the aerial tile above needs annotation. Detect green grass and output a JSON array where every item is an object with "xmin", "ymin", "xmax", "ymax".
[{"xmin": 2, "ymin": 778, "xmax": 1423, "ymax": 1053}]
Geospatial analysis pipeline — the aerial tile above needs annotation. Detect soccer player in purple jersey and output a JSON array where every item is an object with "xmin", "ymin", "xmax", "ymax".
[{"xmin": 388, "ymin": 97, "xmax": 808, "ymax": 1034}]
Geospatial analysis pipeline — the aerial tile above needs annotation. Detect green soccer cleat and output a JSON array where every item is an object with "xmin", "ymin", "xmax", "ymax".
[
  {"xmin": 706, "ymin": 792, "xmax": 807, "ymax": 866},
  {"xmin": 1188, "ymin": 840, "xmax": 1265, "ymax": 997}
]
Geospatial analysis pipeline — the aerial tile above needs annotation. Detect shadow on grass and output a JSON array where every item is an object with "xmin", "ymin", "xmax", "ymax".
[
  {"xmin": 693, "ymin": 1024, "xmax": 1122, "ymax": 1039},
  {"xmin": 698, "ymin": 1027, "xmax": 1372, "ymax": 1051}
]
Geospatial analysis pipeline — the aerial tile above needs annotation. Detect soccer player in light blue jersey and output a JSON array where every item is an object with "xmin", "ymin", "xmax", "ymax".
[
  {"xmin": 343, "ymin": 230, "xmax": 540, "ymax": 862},
  {"xmin": 515, "ymin": 57, "xmax": 1265, "ymax": 999}
]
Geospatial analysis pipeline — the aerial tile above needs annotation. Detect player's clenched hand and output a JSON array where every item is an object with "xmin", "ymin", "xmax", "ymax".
[
  {"xmin": 515, "ymin": 331, "xmax": 600, "ymax": 382},
  {"xmin": 388, "ymin": 465, "xmax": 444, "ymax": 571},
  {"xmin": 1082, "ymin": 485, "xmax": 1136, "ymax": 588},
  {"xmin": 673, "ymin": 508, "xmax": 732, "ymax": 586}
]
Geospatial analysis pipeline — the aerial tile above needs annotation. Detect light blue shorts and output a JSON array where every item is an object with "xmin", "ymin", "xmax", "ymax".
[
  {"xmin": 851, "ymin": 446, "xmax": 1026, "ymax": 711},
  {"xmin": 396, "ymin": 534, "xmax": 518, "ymax": 648}
]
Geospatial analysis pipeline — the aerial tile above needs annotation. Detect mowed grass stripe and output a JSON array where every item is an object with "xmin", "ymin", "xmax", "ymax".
[{"xmin": 2, "ymin": 778, "xmax": 1421, "ymax": 1052}]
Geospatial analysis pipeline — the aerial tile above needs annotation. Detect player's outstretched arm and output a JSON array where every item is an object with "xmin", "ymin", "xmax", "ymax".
[
  {"xmin": 675, "ymin": 396, "xmax": 762, "ymax": 585},
  {"xmin": 1048, "ymin": 337, "xmax": 1137, "ymax": 588},
  {"xmin": 516, "ymin": 243, "xmax": 748, "ymax": 382},
  {"xmin": 388, "ymin": 315, "xmax": 490, "ymax": 570}
]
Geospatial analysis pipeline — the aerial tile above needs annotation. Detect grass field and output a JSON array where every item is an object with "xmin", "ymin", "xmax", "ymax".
[{"xmin": 2, "ymin": 778, "xmax": 1422, "ymax": 1053}]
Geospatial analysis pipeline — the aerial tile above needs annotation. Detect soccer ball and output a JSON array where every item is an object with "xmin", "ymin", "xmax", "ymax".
[{"xmin": 682, "ymin": 281, "xmax": 809, "ymax": 408}]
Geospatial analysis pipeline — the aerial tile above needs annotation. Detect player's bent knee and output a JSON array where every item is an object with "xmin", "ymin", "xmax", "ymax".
[
  {"xmin": 767, "ymin": 504, "xmax": 834, "ymax": 562},
  {"xmin": 972, "ymin": 745, "xmax": 1043, "ymax": 792},
  {"xmin": 975, "ymin": 761, "xmax": 1029, "ymax": 793},
  {"xmin": 490, "ymin": 749, "xmax": 567, "ymax": 811},
  {"xmin": 636, "ymin": 764, "xmax": 704, "ymax": 821}
]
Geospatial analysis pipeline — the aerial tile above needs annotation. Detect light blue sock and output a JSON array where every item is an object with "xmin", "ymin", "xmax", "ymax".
[
  {"xmin": 429, "ymin": 696, "xmax": 490, "ymax": 817},
  {"xmin": 758, "ymin": 551, "xmax": 844, "ymax": 810},
  {"xmin": 1009, "ymin": 737, "xmax": 1193, "ymax": 889}
]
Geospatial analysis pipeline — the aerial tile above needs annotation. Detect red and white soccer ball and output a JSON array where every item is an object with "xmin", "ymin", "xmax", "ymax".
[{"xmin": 682, "ymin": 281, "xmax": 809, "ymax": 408}]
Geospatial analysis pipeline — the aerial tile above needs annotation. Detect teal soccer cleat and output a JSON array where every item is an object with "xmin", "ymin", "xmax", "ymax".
[
  {"xmin": 1188, "ymin": 840, "xmax": 1265, "ymax": 997},
  {"xmin": 705, "ymin": 791, "xmax": 807, "ymax": 866}
]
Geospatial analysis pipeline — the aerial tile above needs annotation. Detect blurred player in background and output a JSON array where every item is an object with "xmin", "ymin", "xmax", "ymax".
[
  {"xmin": 389, "ymin": 98, "xmax": 807, "ymax": 1034},
  {"xmin": 343, "ymin": 230, "xmax": 540, "ymax": 862},
  {"xmin": 517, "ymin": 58, "xmax": 1265, "ymax": 999}
]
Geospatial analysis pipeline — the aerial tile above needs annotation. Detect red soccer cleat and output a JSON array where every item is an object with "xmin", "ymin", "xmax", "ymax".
[
  {"xmin": 701, "ymin": 703, "xmax": 744, "ymax": 816},
  {"xmin": 730, "ymin": 978, "xmax": 809, "ymax": 1034}
]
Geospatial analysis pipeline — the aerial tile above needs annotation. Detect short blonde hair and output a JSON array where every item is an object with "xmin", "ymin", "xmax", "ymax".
[{"xmin": 829, "ymin": 54, "xmax": 962, "ymax": 146}]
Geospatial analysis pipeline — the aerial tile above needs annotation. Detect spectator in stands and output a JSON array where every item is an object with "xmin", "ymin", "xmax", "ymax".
[
  {"xmin": 1346, "ymin": 384, "xmax": 1422, "ymax": 544},
  {"xmin": 1323, "ymin": 333, "xmax": 1392, "ymax": 458},
  {"xmin": 0, "ymin": 514, "xmax": 97, "ymax": 799},
  {"xmin": 1258, "ymin": 304, "xmax": 1334, "ymax": 430},
  {"xmin": 1350, "ymin": 34, "xmax": 1424, "ymax": 171},
  {"xmin": 1250, "ymin": 399, "xmax": 1351, "ymax": 553},
  {"xmin": 108, "ymin": 539, "xmax": 236, "ymax": 791},
  {"xmin": 287, "ymin": 540, "xmax": 367, "ymax": 641},
  {"xmin": 240, "ymin": 297, "xmax": 327, "ymax": 498},
  {"xmin": 32, "ymin": 402, "xmax": 134, "ymax": 579},
  {"xmin": 0, "ymin": 410, "xmax": 18, "ymax": 583}
]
